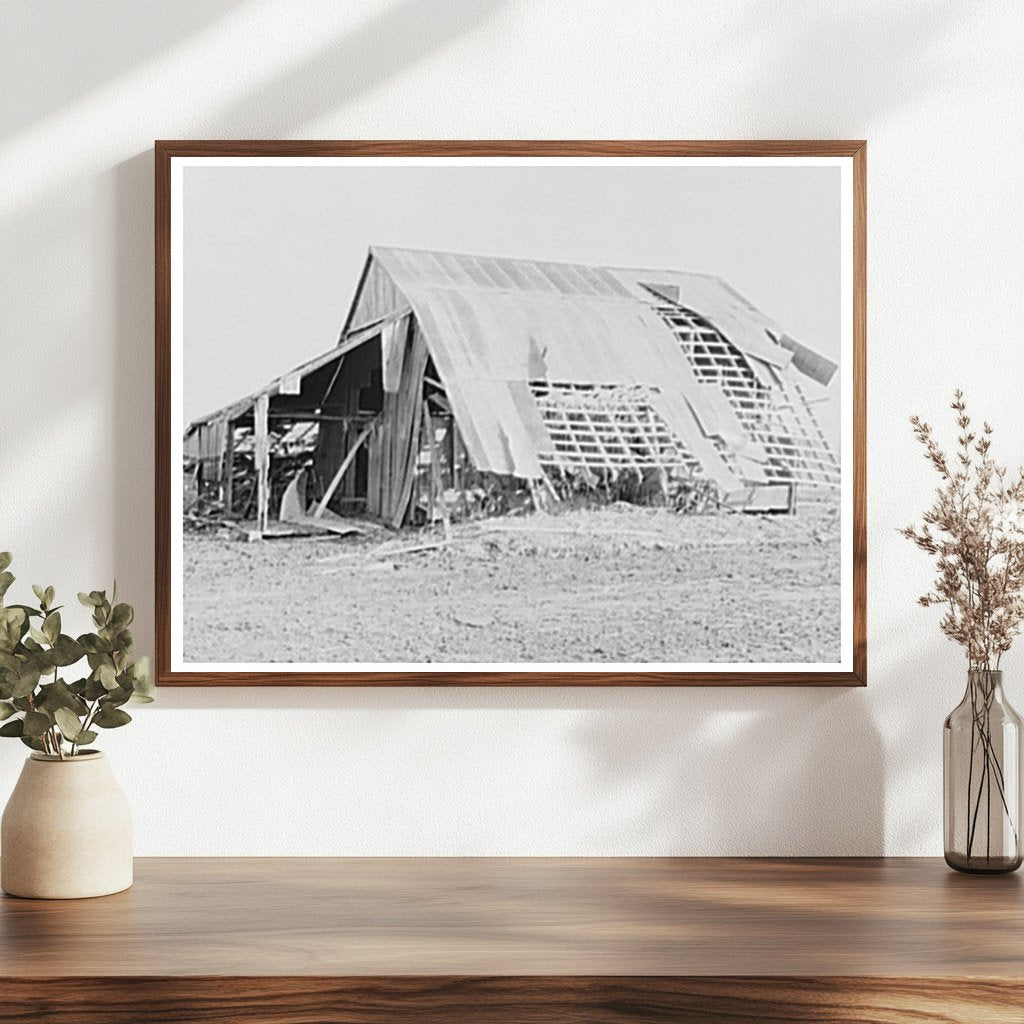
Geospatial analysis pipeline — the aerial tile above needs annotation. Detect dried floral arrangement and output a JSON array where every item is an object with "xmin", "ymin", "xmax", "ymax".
[
  {"xmin": 902, "ymin": 391, "xmax": 1024, "ymax": 671},
  {"xmin": 0, "ymin": 553, "xmax": 153, "ymax": 759},
  {"xmin": 903, "ymin": 391, "xmax": 1024, "ymax": 867}
]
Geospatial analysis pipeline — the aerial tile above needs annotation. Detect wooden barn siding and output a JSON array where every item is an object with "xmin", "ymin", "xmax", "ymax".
[
  {"xmin": 183, "ymin": 417, "xmax": 228, "ymax": 485},
  {"xmin": 313, "ymin": 339, "xmax": 382, "ymax": 512},
  {"xmin": 324, "ymin": 318, "xmax": 429, "ymax": 527},
  {"xmin": 380, "ymin": 320, "xmax": 429, "ymax": 527}
]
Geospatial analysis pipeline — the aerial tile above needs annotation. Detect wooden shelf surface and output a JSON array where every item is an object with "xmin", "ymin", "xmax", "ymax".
[{"xmin": 2, "ymin": 857, "xmax": 1023, "ymax": 1022}]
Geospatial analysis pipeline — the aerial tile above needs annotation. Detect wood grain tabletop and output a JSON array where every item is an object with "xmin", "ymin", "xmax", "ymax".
[{"xmin": 0, "ymin": 856, "xmax": 1020, "ymax": 977}]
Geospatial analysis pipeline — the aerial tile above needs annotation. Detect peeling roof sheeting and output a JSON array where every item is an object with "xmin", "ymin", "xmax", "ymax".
[
  {"xmin": 649, "ymin": 390, "xmax": 765, "ymax": 486},
  {"xmin": 357, "ymin": 247, "xmax": 748, "ymax": 489},
  {"xmin": 609, "ymin": 269, "xmax": 795, "ymax": 373},
  {"xmin": 612, "ymin": 269, "xmax": 841, "ymax": 399},
  {"xmin": 445, "ymin": 378, "xmax": 544, "ymax": 479},
  {"xmin": 775, "ymin": 332, "xmax": 838, "ymax": 386}
]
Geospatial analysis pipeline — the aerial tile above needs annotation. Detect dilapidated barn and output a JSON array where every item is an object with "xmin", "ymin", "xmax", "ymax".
[{"xmin": 184, "ymin": 247, "xmax": 839, "ymax": 531}]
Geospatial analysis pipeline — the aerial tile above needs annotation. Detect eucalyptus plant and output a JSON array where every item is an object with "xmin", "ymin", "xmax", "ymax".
[{"xmin": 0, "ymin": 552, "xmax": 153, "ymax": 759}]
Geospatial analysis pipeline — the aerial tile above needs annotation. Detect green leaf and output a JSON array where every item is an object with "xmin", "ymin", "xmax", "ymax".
[
  {"xmin": 50, "ymin": 635, "xmax": 85, "ymax": 667},
  {"xmin": 93, "ymin": 705, "xmax": 131, "ymax": 729},
  {"xmin": 78, "ymin": 592, "xmax": 99, "ymax": 608},
  {"xmin": 74, "ymin": 730, "xmax": 97, "ymax": 747},
  {"xmin": 0, "ymin": 553, "xmax": 11, "ymax": 573},
  {"xmin": 0, "ymin": 572, "xmax": 14, "ymax": 601},
  {"xmin": 110, "ymin": 603, "xmax": 133, "ymax": 629},
  {"xmin": 0, "ymin": 701, "xmax": 16, "ymax": 721},
  {"xmin": 83, "ymin": 675, "xmax": 108, "ymax": 701},
  {"xmin": 98, "ymin": 663, "xmax": 118, "ymax": 690},
  {"xmin": 53, "ymin": 707, "xmax": 85, "ymax": 741},
  {"xmin": 19, "ymin": 735, "xmax": 45, "ymax": 752},
  {"xmin": 78, "ymin": 634, "xmax": 111, "ymax": 655},
  {"xmin": 6, "ymin": 604, "xmax": 41, "ymax": 619},
  {"xmin": 22, "ymin": 711, "xmax": 50, "ymax": 738},
  {"xmin": 42, "ymin": 611, "xmax": 60, "ymax": 644},
  {"xmin": 104, "ymin": 684, "xmax": 132, "ymax": 708},
  {"xmin": 44, "ymin": 586, "xmax": 55, "ymax": 609},
  {"xmin": 36, "ymin": 679, "xmax": 88, "ymax": 717},
  {"xmin": 0, "ymin": 606, "xmax": 26, "ymax": 651},
  {"xmin": 31, "ymin": 584, "xmax": 45, "ymax": 606},
  {"xmin": 28, "ymin": 627, "xmax": 49, "ymax": 646},
  {"xmin": 0, "ymin": 719, "xmax": 24, "ymax": 738},
  {"xmin": 11, "ymin": 664, "xmax": 41, "ymax": 699}
]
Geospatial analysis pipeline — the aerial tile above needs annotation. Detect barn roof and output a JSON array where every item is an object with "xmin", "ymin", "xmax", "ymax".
[
  {"xmin": 345, "ymin": 247, "xmax": 836, "ymax": 383},
  {"xmin": 341, "ymin": 247, "xmax": 835, "ymax": 489}
]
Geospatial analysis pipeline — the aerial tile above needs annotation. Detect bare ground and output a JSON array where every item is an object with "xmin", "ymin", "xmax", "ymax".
[{"xmin": 182, "ymin": 502, "xmax": 841, "ymax": 665}]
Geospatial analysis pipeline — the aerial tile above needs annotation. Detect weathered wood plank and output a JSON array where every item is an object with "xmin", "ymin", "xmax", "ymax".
[
  {"xmin": 253, "ymin": 394, "xmax": 270, "ymax": 533},
  {"xmin": 387, "ymin": 321, "xmax": 429, "ymax": 526}
]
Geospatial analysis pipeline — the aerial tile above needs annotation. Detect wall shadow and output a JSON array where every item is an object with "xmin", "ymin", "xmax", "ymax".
[
  {"xmin": 0, "ymin": 1, "xmax": 242, "ymax": 138},
  {"xmin": 570, "ymin": 686, "xmax": 885, "ymax": 855},
  {"xmin": 199, "ymin": 0, "xmax": 510, "ymax": 137}
]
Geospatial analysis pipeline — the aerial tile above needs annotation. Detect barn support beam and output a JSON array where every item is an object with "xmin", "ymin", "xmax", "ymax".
[
  {"xmin": 254, "ymin": 393, "xmax": 270, "ymax": 533},
  {"xmin": 222, "ymin": 419, "xmax": 235, "ymax": 515}
]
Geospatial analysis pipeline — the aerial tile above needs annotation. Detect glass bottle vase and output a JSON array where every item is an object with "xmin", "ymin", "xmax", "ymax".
[{"xmin": 944, "ymin": 669, "xmax": 1023, "ymax": 873}]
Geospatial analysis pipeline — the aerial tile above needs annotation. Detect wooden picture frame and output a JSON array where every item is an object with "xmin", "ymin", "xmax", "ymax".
[{"xmin": 156, "ymin": 140, "xmax": 866, "ymax": 686}]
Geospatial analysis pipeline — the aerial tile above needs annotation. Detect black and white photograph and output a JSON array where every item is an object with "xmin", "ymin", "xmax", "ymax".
[{"xmin": 161, "ymin": 146, "xmax": 861, "ymax": 683}]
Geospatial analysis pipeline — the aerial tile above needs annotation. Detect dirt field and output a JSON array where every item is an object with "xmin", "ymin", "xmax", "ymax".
[{"xmin": 182, "ymin": 501, "xmax": 841, "ymax": 666}]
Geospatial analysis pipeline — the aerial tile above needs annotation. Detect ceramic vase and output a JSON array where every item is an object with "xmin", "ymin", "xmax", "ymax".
[{"xmin": 1, "ymin": 751, "xmax": 133, "ymax": 898}]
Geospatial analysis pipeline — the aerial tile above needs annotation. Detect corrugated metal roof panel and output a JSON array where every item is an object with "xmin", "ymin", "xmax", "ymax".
[
  {"xmin": 647, "ymin": 391, "xmax": 743, "ymax": 492},
  {"xmin": 776, "ymin": 332, "xmax": 838, "ymax": 386},
  {"xmin": 370, "ymin": 249, "xmax": 694, "ymax": 386},
  {"xmin": 444, "ymin": 377, "xmax": 543, "ymax": 479}
]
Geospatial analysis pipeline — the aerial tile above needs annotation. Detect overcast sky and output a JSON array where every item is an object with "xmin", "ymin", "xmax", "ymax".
[{"xmin": 182, "ymin": 162, "xmax": 842, "ymax": 446}]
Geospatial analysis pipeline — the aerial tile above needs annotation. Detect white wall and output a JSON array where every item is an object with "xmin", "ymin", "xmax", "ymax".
[{"xmin": 1, "ymin": 0, "xmax": 1022, "ymax": 855}]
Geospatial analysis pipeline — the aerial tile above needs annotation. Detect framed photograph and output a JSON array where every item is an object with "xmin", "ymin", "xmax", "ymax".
[{"xmin": 156, "ymin": 141, "xmax": 865, "ymax": 686}]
